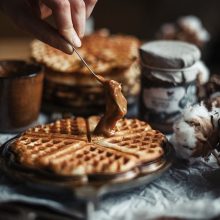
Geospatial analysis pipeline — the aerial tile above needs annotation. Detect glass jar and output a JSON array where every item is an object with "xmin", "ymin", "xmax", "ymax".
[{"xmin": 139, "ymin": 40, "xmax": 201, "ymax": 133}]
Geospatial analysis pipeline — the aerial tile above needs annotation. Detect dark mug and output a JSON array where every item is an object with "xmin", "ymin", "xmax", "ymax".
[{"xmin": 0, "ymin": 60, "xmax": 44, "ymax": 133}]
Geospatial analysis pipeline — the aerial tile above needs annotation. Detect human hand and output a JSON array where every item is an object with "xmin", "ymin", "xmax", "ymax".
[{"xmin": 0, "ymin": 0, "xmax": 97, "ymax": 54}]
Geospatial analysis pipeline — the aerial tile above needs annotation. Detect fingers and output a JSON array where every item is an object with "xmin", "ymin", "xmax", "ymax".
[
  {"xmin": 41, "ymin": 0, "xmax": 81, "ymax": 47},
  {"xmin": 29, "ymin": 20, "xmax": 74, "ymax": 54},
  {"xmin": 4, "ymin": 0, "xmax": 97, "ymax": 53},
  {"xmin": 15, "ymin": 5, "xmax": 74, "ymax": 54},
  {"xmin": 35, "ymin": 23, "xmax": 74, "ymax": 54},
  {"xmin": 38, "ymin": 0, "xmax": 97, "ymax": 45},
  {"xmin": 69, "ymin": 0, "xmax": 86, "ymax": 38},
  {"xmin": 84, "ymin": 0, "xmax": 97, "ymax": 18},
  {"xmin": 39, "ymin": 1, "xmax": 52, "ymax": 19}
]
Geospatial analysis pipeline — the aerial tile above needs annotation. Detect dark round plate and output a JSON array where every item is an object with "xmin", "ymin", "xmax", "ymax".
[{"xmin": 0, "ymin": 136, "xmax": 175, "ymax": 201}]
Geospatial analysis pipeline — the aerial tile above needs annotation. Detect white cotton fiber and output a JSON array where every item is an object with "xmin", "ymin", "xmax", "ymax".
[
  {"xmin": 171, "ymin": 104, "xmax": 210, "ymax": 160},
  {"xmin": 183, "ymin": 104, "xmax": 210, "ymax": 122},
  {"xmin": 172, "ymin": 120, "xmax": 197, "ymax": 147},
  {"xmin": 178, "ymin": 16, "xmax": 202, "ymax": 32},
  {"xmin": 171, "ymin": 119, "xmax": 197, "ymax": 159}
]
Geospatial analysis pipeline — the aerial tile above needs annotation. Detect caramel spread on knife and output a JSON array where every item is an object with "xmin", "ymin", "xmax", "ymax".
[{"xmin": 94, "ymin": 75, "xmax": 127, "ymax": 137}]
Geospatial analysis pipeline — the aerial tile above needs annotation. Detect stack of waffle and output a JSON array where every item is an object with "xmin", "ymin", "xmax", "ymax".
[
  {"xmin": 11, "ymin": 117, "xmax": 166, "ymax": 183},
  {"xmin": 31, "ymin": 31, "xmax": 140, "ymax": 115}
]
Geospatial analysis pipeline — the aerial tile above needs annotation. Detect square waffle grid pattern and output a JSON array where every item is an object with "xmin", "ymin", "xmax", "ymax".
[
  {"xmin": 46, "ymin": 144, "xmax": 138, "ymax": 176},
  {"xmin": 96, "ymin": 130, "xmax": 165, "ymax": 163},
  {"xmin": 88, "ymin": 116, "xmax": 152, "ymax": 138},
  {"xmin": 26, "ymin": 117, "xmax": 88, "ymax": 140},
  {"xmin": 11, "ymin": 135, "xmax": 86, "ymax": 168},
  {"xmin": 31, "ymin": 33, "xmax": 140, "ymax": 74},
  {"xmin": 11, "ymin": 117, "xmax": 166, "ymax": 178}
]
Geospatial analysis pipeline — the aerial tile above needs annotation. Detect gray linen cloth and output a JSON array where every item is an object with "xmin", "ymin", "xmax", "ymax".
[{"xmin": 1, "ymin": 129, "xmax": 220, "ymax": 219}]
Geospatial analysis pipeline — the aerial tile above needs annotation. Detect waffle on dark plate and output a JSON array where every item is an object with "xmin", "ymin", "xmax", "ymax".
[{"xmin": 10, "ymin": 117, "xmax": 166, "ymax": 184}]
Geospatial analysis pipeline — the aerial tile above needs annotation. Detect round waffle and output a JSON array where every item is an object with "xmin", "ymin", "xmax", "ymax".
[
  {"xmin": 31, "ymin": 33, "xmax": 140, "ymax": 74},
  {"xmin": 10, "ymin": 117, "xmax": 167, "ymax": 184}
]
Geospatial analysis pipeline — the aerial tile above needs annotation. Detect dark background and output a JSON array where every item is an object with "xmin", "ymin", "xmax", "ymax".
[{"xmin": 0, "ymin": 0, "xmax": 220, "ymax": 69}]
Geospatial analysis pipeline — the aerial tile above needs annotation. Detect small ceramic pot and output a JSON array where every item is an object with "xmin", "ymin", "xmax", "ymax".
[{"xmin": 0, "ymin": 60, "xmax": 44, "ymax": 133}]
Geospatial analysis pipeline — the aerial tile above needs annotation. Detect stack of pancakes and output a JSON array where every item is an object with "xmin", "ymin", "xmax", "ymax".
[
  {"xmin": 11, "ymin": 116, "xmax": 166, "ymax": 184},
  {"xmin": 31, "ymin": 31, "xmax": 140, "ymax": 115}
]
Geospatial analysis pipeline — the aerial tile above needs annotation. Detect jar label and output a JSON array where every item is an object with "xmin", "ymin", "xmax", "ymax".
[{"xmin": 142, "ymin": 83, "xmax": 197, "ymax": 124}]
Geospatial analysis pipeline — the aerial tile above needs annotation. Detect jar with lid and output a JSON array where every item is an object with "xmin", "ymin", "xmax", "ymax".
[{"xmin": 139, "ymin": 40, "xmax": 201, "ymax": 133}]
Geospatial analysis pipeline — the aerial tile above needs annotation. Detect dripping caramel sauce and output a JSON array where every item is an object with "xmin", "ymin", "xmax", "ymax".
[{"xmin": 94, "ymin": 75, "xmax": 127, "ymax": 137}]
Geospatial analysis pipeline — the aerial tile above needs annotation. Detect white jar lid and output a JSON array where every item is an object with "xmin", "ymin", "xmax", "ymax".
[{"xmin": 140, "ymin": 40, "xmax": 201, "ymax": 69}]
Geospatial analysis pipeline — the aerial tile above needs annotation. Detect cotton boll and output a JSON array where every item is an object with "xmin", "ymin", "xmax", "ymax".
[
  {"xmin": 172, "ymin": 120, "xmax": 197, "ymax": 148},
  {"xmin": 157, "ymin": 15, "xmax": 210, "ymax": 49},
  {"xmin": 171, "ymin": 120, "xmax": 197, "ymax": 159},
  {"xmin": 178, "ymin": 16, "xmax": 202, "ymax": 32},
  {"xmin": 171, "ymin": 104, "xmax": 219, "ymax": 160},
  {"xmin": 197, "ymin": 28, "xmax": 210, "ymax": 42},
  {"xmin": 178, "ymin": 16, "xmax": 210, "ymax": 42},
  {"xmin": 183, "ymin": 104, "xmax": 210, "ymax": 122}
]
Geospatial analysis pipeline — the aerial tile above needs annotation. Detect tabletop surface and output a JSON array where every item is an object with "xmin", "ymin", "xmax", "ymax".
[
  {"xmin": 1, "ymin": 118, "xmax": 220, "ymax": 220},
  {"xmin": 1, "ymin": 39, "xmax": 220, "ymax": 220}
]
